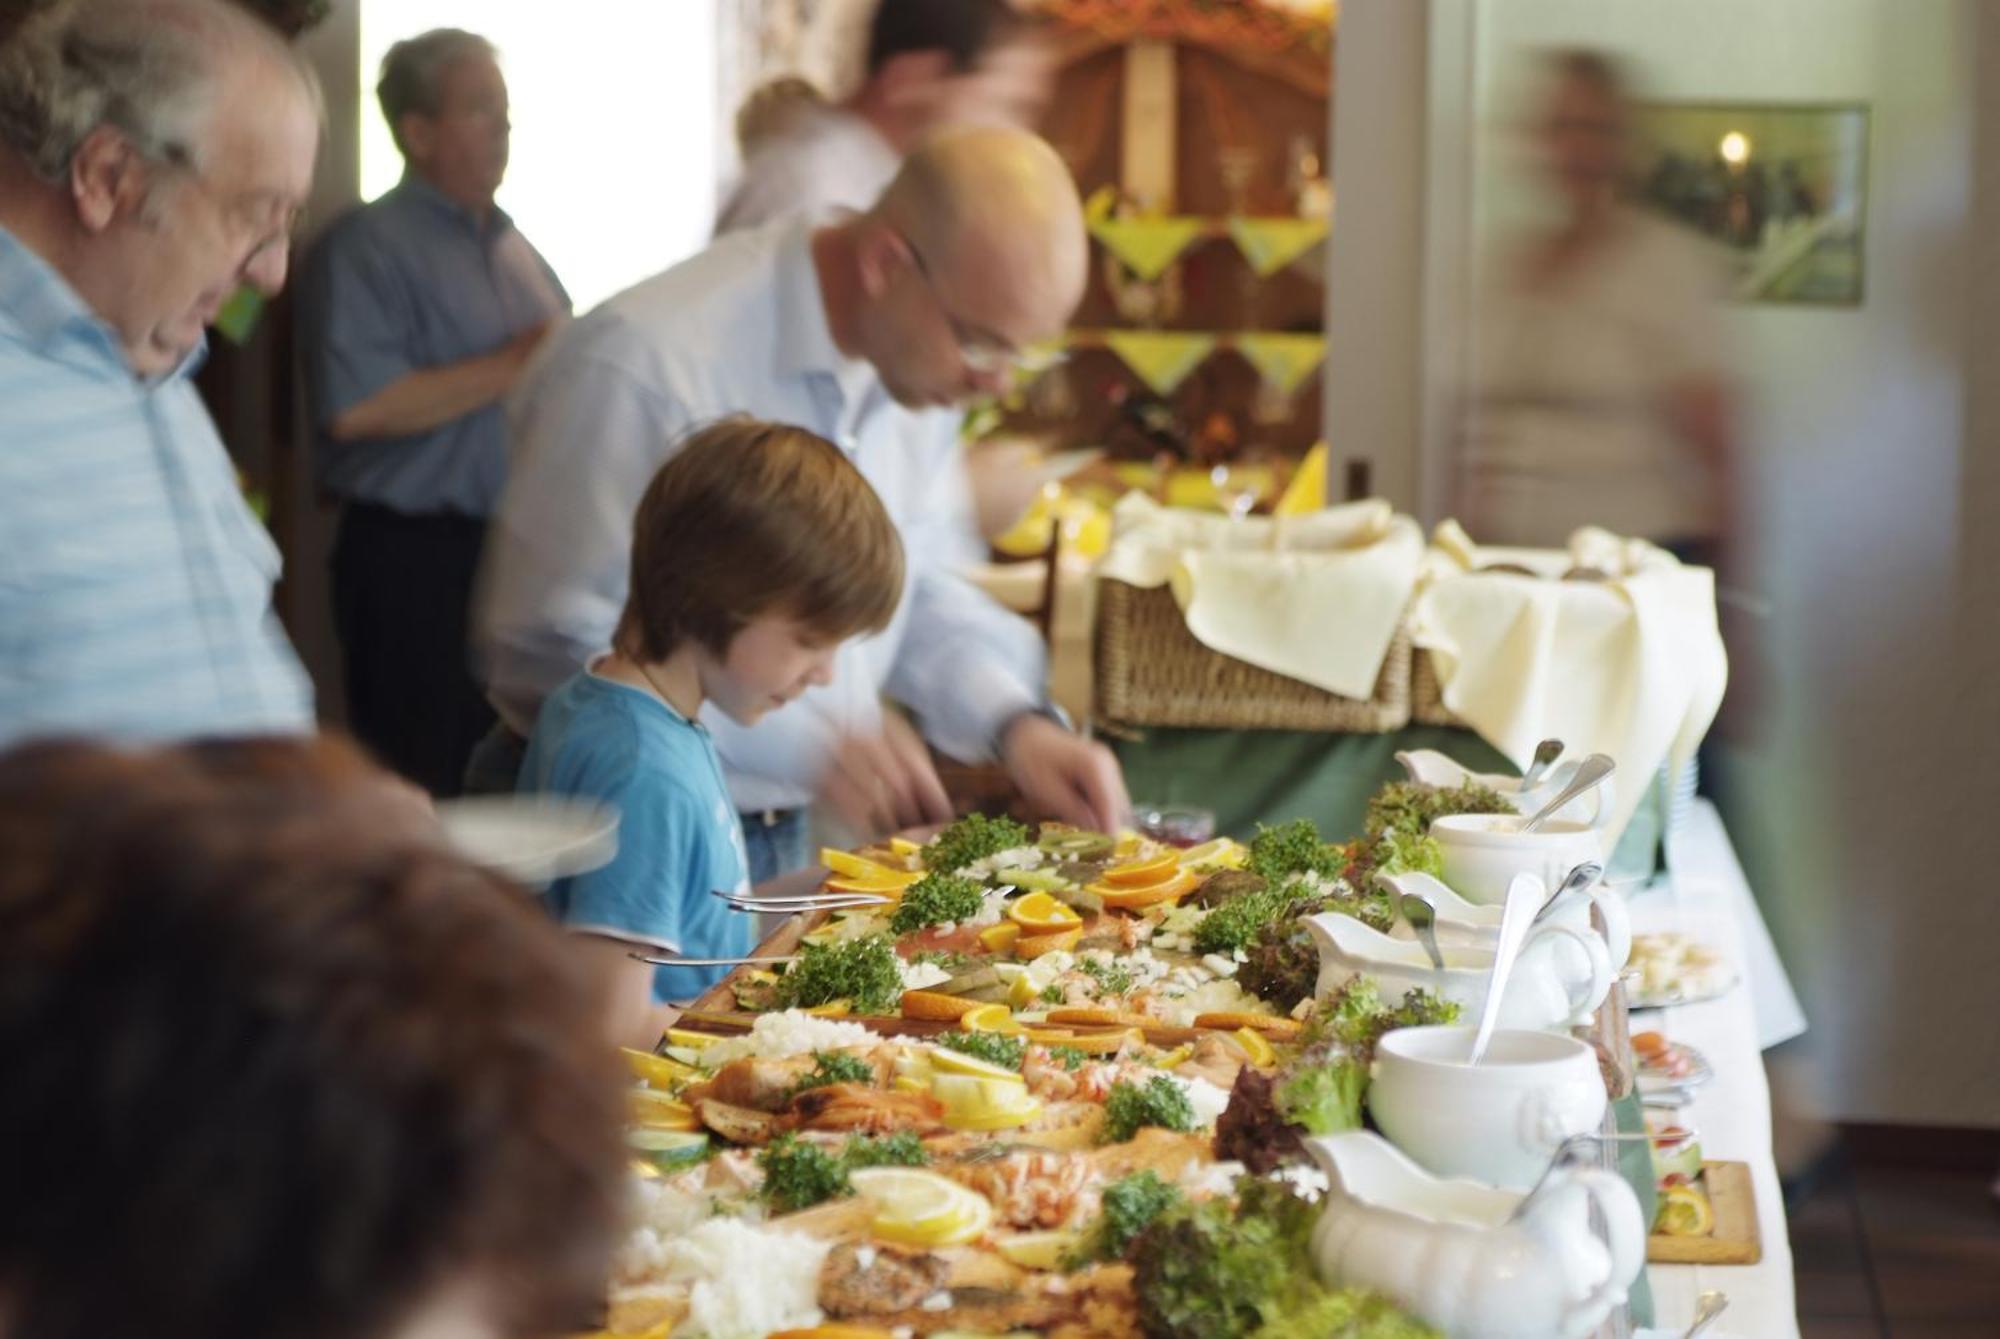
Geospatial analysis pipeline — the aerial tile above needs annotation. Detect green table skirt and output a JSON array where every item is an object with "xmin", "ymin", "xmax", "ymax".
[{"xmin": 1111, "ymin": 724, "xmax": 1667, "ymax": 881}]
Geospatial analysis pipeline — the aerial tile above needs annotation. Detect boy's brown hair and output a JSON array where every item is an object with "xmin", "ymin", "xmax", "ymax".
[{"xmin": 615, "ymin": 417, "xmax": 905, "ymax": 663}]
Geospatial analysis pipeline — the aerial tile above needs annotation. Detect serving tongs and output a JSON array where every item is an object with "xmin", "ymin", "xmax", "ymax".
[{"xmin": 706, "ymin": 886, "xmax": 894, "ymax": 915}]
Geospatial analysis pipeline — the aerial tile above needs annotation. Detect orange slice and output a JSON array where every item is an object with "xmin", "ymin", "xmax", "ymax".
[
  {"xmin": 1089, "ymin": 869, "xmax": 1198, "ymax": 910},
  {"xmin": 1193, "ymin": 1011, "xmax": 1303, "ymax": 1040},
  {"xmin": 1015, "ymin": 925, "xmax": 1082, "ymax": 959},
  {"xmin": 1045, "ymin": 1027, "xmax": 1137, "ymax": 1056},
  {"xmin": 1102, "ymin": 851, "xmax": 1180, "ymax": 886},
  {"xmin": 1008, "ymin": 891, "xmax": 1084, "ymax": 932},
  {"xmin": 1046, "ymin": 1007, "xmax": 1156, "ymax": 1030},
  {"xmin": 901, "ymin": 989, "xmax": 982, "ymax": 1022}
]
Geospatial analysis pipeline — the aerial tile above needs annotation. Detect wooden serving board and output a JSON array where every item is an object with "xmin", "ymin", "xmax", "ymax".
[
  {"xmin": 680, "ymin": 906, "xmax": 835, "ymax": 1025},
  {"xmin": 1646, "ymin": 1161, "xmax": 1762, "ymax": 1264}
]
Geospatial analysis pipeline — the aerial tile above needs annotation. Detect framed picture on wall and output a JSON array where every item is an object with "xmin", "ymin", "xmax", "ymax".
[{"xmin": 1629, "ymin": 101, "xmax": 1870, "ymax": 306}]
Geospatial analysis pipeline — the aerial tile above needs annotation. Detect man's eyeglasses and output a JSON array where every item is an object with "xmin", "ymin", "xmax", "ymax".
[{"xmin": 905, "ymin": 236, "xmax": 1065, "ymax": 377}]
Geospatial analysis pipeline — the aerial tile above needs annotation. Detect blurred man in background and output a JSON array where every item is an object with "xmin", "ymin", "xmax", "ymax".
[
  {"xmin": 1456, "ymin": 50, "xmax": 1739, "ymax": 564},
  {"xmin": 301, "ymin": 29, "xmax": 569, "ymax": 796},
  {"xmin": 0, "ymin": 0, "xmax": 319, "ymax": 747},
  {"xmin": 478, "ymin": 128, "xmax": 1128, "ymax": 880},
  {"xmin": 717, "ymin": 0, "xmax": 1053, "ymax": 234}
]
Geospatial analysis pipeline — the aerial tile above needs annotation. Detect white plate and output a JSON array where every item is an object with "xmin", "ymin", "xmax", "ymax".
[
  {"xmin": 1626, "ymin": 971, "xmax": 1741, "ymax": 1010},
  {"xmin": 1636, "ymin": 1041, "xmax": 1717, "ymax": 1094},
  {"xmin": 435, "ymin": 796, "xmax": 619, "ymax": 885}
]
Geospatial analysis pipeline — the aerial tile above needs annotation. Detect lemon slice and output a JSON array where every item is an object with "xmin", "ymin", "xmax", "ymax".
[
  {"xmin": 929, "ymin": 1048, "xmax": 1026, "ymax": 1082},
  {"xmin": 980, "ymin": 921, "xmax": 1023, "ymax": 954},
  {"xmin": 1179, "ymin": 838, "xmax": 1248, "ymax": 872},
  {"xmin": 1008, "ymin": 890, "xmax": 1083, "ymax": 931},
  {"xmin": 1113, "ymin": 830, "xmax": 1142, "ymax": 858},
  {"xmin": 1006, "ymin": 972, "xmax": 1040, "ymax": 1009},
  {"xmin": 627, "ymin": 1088, "xmax": 700, "ymax": 1132},
  {"xmin": 1232, "ymin": 1027, "xmax": 1277, "ymax": 1067},
  {"xmin": 820, "ymin": 847, "xmax": 914, "ymax": 882},
  {"xmin": 996, "ymin": 1229, "xmax": 1080, "ymax": 1271},
  {"xmin": 959, "ymin": 1002, "xmax": 1029, "ymax": 1036},
  {"xmin": 620, "ymin": 1047, "xmax": 699, "ymax": 1089},
  {"xmin": 889, "ymin": 837, "xmax": 924, "ymax": 859},
  {"xmin": 664, "ymin": 1027, "xmax": 718, "ymax": 1052},
  {"xmin": 1656, "ymin": 1183, "xmax": 1714, "ymax": 1236},
  {"xmin": 931, "ymin": 1072, "xmax": 1042, "ymax": 1129},
  {"xmin": 850, "ymin": 1167, "xmax": 994, "ymax": 1246}
]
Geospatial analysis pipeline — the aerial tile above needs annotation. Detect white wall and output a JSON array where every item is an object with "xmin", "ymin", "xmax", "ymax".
[{"xmin": 1352, "ymin": 0, "xmax": 1997, "ymax": 1124}]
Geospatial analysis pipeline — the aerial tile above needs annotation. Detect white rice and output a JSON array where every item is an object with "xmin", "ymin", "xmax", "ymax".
[
  {"xmin": 656, "ymin": 1219, "xmax": 831, "ymax": 1338},
  {"xmin": 1167, "ymin": 1072, "xmax": 1232, "ymax": 1129},
  {"xmin": 701, "ymin": 1009, "xmax": 877, "ymax": 1065}
]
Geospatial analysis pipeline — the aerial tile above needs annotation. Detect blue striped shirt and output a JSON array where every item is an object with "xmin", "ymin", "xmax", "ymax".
[{"xmin": 0, "ymin": 224, "xmax": 315, "ymax": 746}]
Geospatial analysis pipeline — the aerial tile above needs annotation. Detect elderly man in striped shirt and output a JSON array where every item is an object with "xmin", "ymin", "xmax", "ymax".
[{"xmin": 0, "ymin": 0, "xmax": 321, "ymax": 746}]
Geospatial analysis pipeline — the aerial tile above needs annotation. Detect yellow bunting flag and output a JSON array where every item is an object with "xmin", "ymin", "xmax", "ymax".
[
  {"xmin": 1103, "ymin": 330, "xmax": 1219, "ymax": 395},
  {"xmin": 1225, "ymin": 217, "xmax": 1330, "ymax": 276},
  {"xmin": 1275, "ymin": 442, "xmax": 1330, "ymax": 516},
  {"xmin": 1090, "ymin": 216, "xmax": 1209, "ymax": 281},
  {"xmin": 1234, "ymin": 332, "xmax": 1327, "ymax": 395}
]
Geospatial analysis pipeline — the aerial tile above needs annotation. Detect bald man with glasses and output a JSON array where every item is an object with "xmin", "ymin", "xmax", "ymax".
[{"xmin": 475, "ymin": 129, "xmax": 1128, "ymax": 881}]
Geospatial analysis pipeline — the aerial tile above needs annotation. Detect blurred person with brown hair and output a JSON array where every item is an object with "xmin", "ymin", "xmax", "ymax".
[
  {"xmin": 300, "ymin": 28, "xmax": 569, "ymax": 798},
  {"xmin": 520, "ymin": 419, "xmax": 905, "ymax": 1043},
  {"xmin": 1457, "ymin": 49, "xmax": 1739, "ymax": 565},
  {"xmin": 716, "ymin": 0, "xmax": 1053, "ymax": 234},
  {"xmin": 477, "ymin": 127, "xmax": 1127, "ymax": 879},
  {"xmin": 0, "ymin": 733, "xmax": 629, "ymax": 1339},
  {"xmin": 0, "ymin": 0, "xmax": 320, "ymax": 747}
]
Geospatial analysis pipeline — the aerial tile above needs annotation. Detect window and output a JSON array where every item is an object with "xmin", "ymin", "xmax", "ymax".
[{"xmin": 359, "ymin": 2, "xmax": 720, "ymax": 312}]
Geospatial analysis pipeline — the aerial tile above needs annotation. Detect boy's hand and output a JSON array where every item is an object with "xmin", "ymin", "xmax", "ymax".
[
  {"xmin": 820, "ymin": 714, "xmax": 955, "ymax": 840},
  {"xmin": 1000, "ymin": 714, "xmax": 1130, "ymax": 833}
]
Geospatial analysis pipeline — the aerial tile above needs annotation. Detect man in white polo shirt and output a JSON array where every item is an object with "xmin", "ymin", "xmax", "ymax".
[{"xmin": 476, "ymin": 128, "xmax": 1127, "ymax": 880}]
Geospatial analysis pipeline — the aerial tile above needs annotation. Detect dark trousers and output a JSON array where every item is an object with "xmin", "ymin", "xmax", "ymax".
[{"xmin": 331, "ymin": 501, "xmax": 493, "ymax": 798}]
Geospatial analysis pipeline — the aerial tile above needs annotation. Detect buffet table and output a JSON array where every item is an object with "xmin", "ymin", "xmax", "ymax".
[{"xmin": 1636, "ymin": 800, "xmax": 1804, "ymax": 1337}]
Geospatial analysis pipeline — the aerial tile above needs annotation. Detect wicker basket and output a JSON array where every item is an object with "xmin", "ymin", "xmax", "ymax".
[
  {"xmin": 1410, "ymin": 648, "xmax": 1467, "ymax": 727},
  {"xmin": 1093, "ymin": 579, "xmax": 1412, "ymax": 732}
]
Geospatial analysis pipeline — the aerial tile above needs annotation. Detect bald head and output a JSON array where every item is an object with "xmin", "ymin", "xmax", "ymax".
[{"xmin": 878, "ymin": 126, "xmax": 1088, "ymax": 341}]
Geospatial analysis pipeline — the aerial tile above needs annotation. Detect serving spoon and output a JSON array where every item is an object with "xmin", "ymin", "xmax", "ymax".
[
  {"xmin": 1532, "ymin": 860, "xmax": 1604, "ymax": 926},
  {"xmin": 1467, "ymin": 872, "xmax": 1543, "ymax": 1064},
  {"xmin": 1520, "ymin": 753, "xmax": 1615, "ymax": 832},
  {"xmin": 1681, "ymin": 1289, "xmax": 1730, "ymax": 1338},
  {"xmin": 1519, "ymin": 737, "xmax": 1564, "ymax": 791},
  {"xmin": 1399, "ymin": 890, "xmax": 1447, "ymax": 972}
]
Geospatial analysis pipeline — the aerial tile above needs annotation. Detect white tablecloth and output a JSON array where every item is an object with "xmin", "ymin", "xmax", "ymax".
[{"xmin": 1631, "ymin": 801, "xmax": 1802, "ymax": 1338}]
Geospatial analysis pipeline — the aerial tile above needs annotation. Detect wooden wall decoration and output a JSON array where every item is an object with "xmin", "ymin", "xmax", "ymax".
[{"xmin": 1007, "ymin": 0, "xmax": 1338, "ymax": 470}]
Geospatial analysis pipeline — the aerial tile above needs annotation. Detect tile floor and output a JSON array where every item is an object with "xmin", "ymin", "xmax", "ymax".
[{"xmin": 1792, "ymin": 1132, "xmax": 2000, "ymax": 1338}]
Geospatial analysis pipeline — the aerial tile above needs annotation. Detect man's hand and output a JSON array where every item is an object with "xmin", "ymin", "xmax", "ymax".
[
  {"xmin": 1000, "ymin": 713, "xmax": 1130, "ymax": 833},
  {"xmin": 819, "ymin": 712, "xmax": 955, "ymax": 842}
]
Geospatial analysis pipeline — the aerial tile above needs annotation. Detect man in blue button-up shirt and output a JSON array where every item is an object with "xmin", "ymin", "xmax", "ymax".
[
  {"xmin": 301, "ymin": 29, "xmax": 568, "ymax": 797},
  {"xmin": 0, "ymin": 0, "xmax": 320, "ymax": 748}
]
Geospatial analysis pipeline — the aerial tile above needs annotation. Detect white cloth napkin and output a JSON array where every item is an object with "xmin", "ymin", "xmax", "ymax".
[
  {"xmin": 1098, "ymin": 495, "xmax": 1426, "ymax": 699},
  {"xmin": 1410, "ymin": 523, "xmax": 1728, "ymax": 843}
]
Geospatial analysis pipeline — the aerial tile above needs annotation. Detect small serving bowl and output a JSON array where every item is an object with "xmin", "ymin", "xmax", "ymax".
[
  {"xmin": 1369, "ymin": 1024, "xmax": 1609, "ymax": 1191},
  {"xmin": 1430, "ymin": 813, "xmax": 1606, "ymax": 907}
]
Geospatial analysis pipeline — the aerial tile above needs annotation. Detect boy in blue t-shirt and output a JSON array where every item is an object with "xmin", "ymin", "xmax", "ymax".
[{"xmin": 519, "ymin": 418, "xmax": 904, "ymax": 1047}]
